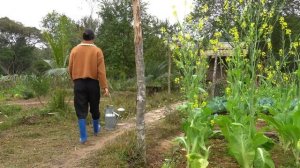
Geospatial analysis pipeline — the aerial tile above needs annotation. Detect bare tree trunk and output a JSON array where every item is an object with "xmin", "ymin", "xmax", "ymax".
[
  {"xmin": 168, "ymin": 48, "xmax": 171, "ymax": 94},
  {"xmin": 0, "ymin": 62, "xmax": 9, "ymax": 75},
  {"xmin": 132, "ymin": 0, "xmax": 146, "ymax": 163},
  {"xmin": 211, "ymin": 54, "xmax": 218, "ymax": 97}
]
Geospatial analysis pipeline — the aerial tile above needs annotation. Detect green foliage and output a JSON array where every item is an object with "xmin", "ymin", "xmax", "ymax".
[
  {"xmin": 108, "ymin": 78, "xmax": 136, "ymax": 92},
  {"xmin": 96, "ymin": 0, "xmax": 135, "ymax": 79},
  {"xmin": 42, "ymin": 12, "xmax": 78, "ymax": 69},
  {"xmin": 192, "ymin": 0, "xmax": 287, "ymax": 167},
  {"xmin": 261, "ymin": 106, "xmax": 300, "ymax": 166},
  {"xmin": 176, "ymin": 107, "xmax": 213, "ymax": 168},
  {"xmin": 257, "ymin": 97, "xmax": 275, "ymax": 113},
  {"xmin": 165, "ymin": 3, "xmax": 211, "ymax": 166},
  {"xmin": 207, "ymin": 96, "xmax": 227, "ymax": 114},
  {"xmin": 0, "ymin": 105, "xmax": 22, "ymax": 116},
  {"xmin": 216, "ymin": 115, "xmax": 274, "ymax": 168},
  {"xmin": 96, "ymin": 0, "xmax": 170, "ymax": 79},
  {"xmin": 0, "ymin": 105, "xmax": 53, "ymax": 131},
  {"xmin": 48, "ymin": 89, "xmax": 70, "ymax": 117},
  {"xmin": 254, "ymin": 148, "xmax": 275, "ymax": 168},
  {"xmin": 145, "ymin": 61, "xmax": 168, "ymax": 88},
  {"xmin": 0, "ymin": 75, "xmax": 33, "ymax": 100},
  {"xmin": 0, "ymin": 17, "xmax": 41, "ymax": 75},
  {"xmin": 25, "ymin": 75, "xmax": 50, "ymax": 101}
]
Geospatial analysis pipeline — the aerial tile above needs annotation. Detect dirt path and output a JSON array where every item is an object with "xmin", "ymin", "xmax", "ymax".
[{"xmin": 41, "ymin": 102, "xmax": 182, "ymax": 168}]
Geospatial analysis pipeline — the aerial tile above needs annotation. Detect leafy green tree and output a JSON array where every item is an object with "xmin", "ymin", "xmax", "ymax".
[
  {"xmin": 143, "ymin": 19, "xmax": 171, "ymax": 88},
  {"xmin": 80, "ymin": 16, "xmax": 100, "ymax": 32},
  {"xmin": 96, "ymin": 0, "xmax": 135, "ymax": 79},
  {"xmin": 0, "ymin": 17, "xmax": 41, "ymax": 75},
  {"xmin": 41, "ymin": 11, "xmax": 80, "ymax": 112},
  {"xmin": 41, "ymin": 11, "xmax": 80, "ymax": 71},
  {"xmin": 96, "ymin": 0, "xmax": 170, "ymax": 81}
]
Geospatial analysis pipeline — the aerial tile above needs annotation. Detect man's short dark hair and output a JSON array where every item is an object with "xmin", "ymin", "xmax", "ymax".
[{"xmin": 83, "ymin": 29, "xmax": 95, "ymax": 41}]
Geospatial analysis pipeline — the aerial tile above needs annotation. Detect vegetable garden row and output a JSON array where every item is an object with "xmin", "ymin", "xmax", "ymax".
[{"xmin": 165, "ymin": 0, "xmax": 300, "ymax": 167}]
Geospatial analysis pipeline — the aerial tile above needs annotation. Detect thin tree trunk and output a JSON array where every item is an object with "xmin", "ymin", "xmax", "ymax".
[
  {"xmin": 0, "ymin": 62, "xmax": 9, "ymax": 75},
  {"xmin": 132, "ymin": 0, "xmax": 146, "ymax": 163},
  {"xmin": 168, "ymin": 48, "xmax": 171, "ymax": 94}
]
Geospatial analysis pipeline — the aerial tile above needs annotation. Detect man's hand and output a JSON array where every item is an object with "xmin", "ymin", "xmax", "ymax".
[{"xmin": 103, "ymin": 88, "xmax": 109, "ymax": 96}]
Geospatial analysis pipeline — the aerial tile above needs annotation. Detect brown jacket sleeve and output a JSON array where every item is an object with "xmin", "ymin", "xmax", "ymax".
[
  {"xmin": 97, "ymin": 49, "xmax": 108, "ymax": 89},
  {"xmin": 68, "ymin": 50, "xmax": 74, "ymax": 80}
]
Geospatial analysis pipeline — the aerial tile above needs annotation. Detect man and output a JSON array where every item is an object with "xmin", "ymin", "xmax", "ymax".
[{"xmin": 68, "ymin": 29, "xmax": 109, "ymax": 144}]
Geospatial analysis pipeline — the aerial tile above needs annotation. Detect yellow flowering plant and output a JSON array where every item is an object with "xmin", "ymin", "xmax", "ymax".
[
  {"xmin": 162, "ymin": 11, "xmax": 213, "ymax": 168},
  {"xmin": 212, "ymin": 0, "xmax": 288, "ymax": 167},
  {"xmin": 164, "ymin": 0, "xmax": 300, "ymax": 166}
]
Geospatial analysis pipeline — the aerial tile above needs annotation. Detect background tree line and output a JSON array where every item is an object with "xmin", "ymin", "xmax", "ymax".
[
  {"xmin": 0, "ymin": 0, "xmax": 172, "ymax": 89},
  {"xmin": 1, "ymin": 0, "xmax": 299, "ymax": 88}
]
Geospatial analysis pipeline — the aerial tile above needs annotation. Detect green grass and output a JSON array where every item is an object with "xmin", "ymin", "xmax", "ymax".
[
  {"xmin": 0, "ymin": 90, "xmax": 182, "ymax": 167},
  {"xmin": 0, "ymin": 117, "xmax": 79, "ymax": 168},
  {"xmin": 0, "ymin": 89, "xmax": 296, "ymax": 167}
]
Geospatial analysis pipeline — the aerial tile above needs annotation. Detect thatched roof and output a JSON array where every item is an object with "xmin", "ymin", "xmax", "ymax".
[{"xmin": 205, "ymin": 42, "xmax": 247, "ymax": 57}]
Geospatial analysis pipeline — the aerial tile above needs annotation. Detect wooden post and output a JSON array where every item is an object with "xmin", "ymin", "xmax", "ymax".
[
  {"xmin": 211, "ymin": 53, "xmax": 218, "ymax": 97},
  {"xmin": 168, "ymin": 48, "xmax": 171, "ymax": 94},
  {"xmin": 132, "ymin": 0, "xmax": 146, "ymax": 163}
]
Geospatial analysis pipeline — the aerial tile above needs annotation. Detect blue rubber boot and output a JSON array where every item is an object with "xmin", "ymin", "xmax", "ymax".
[
  {"xmin": 78, "ymin": 119, "xmax": 87, "ymax": 144},
  {"xmin": 93, "ymin": 119, "xmax": 101, "ymax": 136}
]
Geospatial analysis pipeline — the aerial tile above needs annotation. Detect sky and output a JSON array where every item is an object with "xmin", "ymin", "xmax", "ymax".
[{"xmin": 0, "ymin": 0, "xmax": 193, "ymax": 29}]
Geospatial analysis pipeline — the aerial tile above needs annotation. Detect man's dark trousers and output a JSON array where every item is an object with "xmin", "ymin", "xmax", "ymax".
[{"xmin": 74, "ymin": 78, "xmax": 100, "ymax": 120}]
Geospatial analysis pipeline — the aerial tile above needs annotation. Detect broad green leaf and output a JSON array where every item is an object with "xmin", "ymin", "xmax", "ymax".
[
  {"xmin": 175, "ymin": 137, "xmax": 188, "ymax": 152},
  {"xmin": 259, "ymin": 113, "xmax": 281, "ymax": 130},
  {"xmin": 281, "ymin": 126, "xmax": 300, "ymax": 144},
  {"xmin": 293, "ymin": 110, "xmax": 300, "ymax": 128},
  {"xmin": 252, "ymin": 133, "xmax": 269, "ymax": 148},
  {"xmin": 254, "ymin": 148, "xmax": 275, "ymax": 168}
]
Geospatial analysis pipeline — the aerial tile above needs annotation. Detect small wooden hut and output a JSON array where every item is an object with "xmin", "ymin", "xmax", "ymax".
[{"xmin": 205, "ymin": 42, "xmax": 233, "ymax": 97}]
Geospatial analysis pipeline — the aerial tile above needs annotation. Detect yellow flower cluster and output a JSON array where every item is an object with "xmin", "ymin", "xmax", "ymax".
[
  {"xmin": 210, "ymin": 32, "xmax": 222, "ymax": 52},
  {"xmin": 174, "ymin": 77, "xmax": 180, "ymax": 84},
  {"xmin": 225, "ymin": 87, "xmax": 231, "ymax": 95},
  {"xmin": 160, "ymin": 27, "xmax": 166, "ymax": 34},
  {"xmin": 257, "ymin": 63, "xmax": 263, "ymax": 71},
  {"xmin": 224, "ymin": 0, "xmax": 229, "ymax": 11},
  {"xmin": 275, "ymin": 61, "xmax": 280, "ymax": 70},
  {"xmin": 267, "ymin": 41, "xmax": 272, "ymax": 51},
  {"xmin": 214, "ymin": 32, "xmax": 222, "ymax": 38},
  {"xmin": 201, "ymin": 101, "xmax": 207, "ymax": 108},
  {"xmin": 262, "ymin": 23, "xmax": 268, "ymax": 29},
  {"xmin": 266, "ymin": 70, "xmax": 275, "ymax": 81},
  {"xmin": 292, "ymin": 42, "xmax": 300, "ymax": 49},
  {"xmin": 261, "ymin": 51, "xmax": 266, "ymax": 58},
  {"xmin": 198, "ymin": 19, "xmax": 204, "ymax": 30},
  {"xmin": 226, "ymin": 57, "xmax": 232, "ymax": 63},
  {"xmin": 279, "ymin": 17, "xmax": 288, "ymax": 30},
  {"xmin": 229, "ymin": 27, "xmax": 239, "ymax": 42},
  {"xmin": 210, "ymin": 119, "xmax": 215, "ymax": 126},
  {"xmin": 210, "ymin": 39, "xmax": 218, "ymax": 45},
  {"xmin": 202, "ymin": 4, "xmax": 208, "ymax": 13},
  {"xmin": 283, "ymin": 73, "xmax": 289, "ymax": 82},
  {"xmin": 241, "ymin": 21, "xmax": 247, "ymax": 29},
  {"xmin": 285, "ymin": 29, "xmax": 292, "ymax": 35},
  {"xmin": 185, "ymin": 34, "xmax": 191, "ymax": 40},
  {"xmin": 279, "ymin": 49, "xmax": 284, "ymax": 57},
  {"xmin": 202, "ymin": 92, "xmax": 209, "ymax": 99}
]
